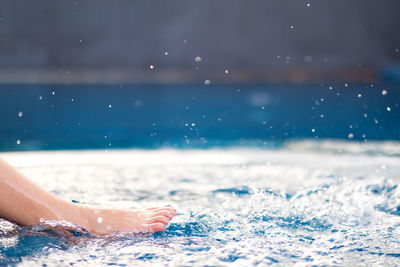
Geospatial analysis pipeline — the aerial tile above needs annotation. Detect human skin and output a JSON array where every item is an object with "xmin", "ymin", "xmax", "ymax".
[{"xmin": 0, "ymin": 158, "xmax": 176, "ymax": 235}]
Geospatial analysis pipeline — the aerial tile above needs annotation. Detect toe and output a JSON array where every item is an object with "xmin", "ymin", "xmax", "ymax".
[
  {"xmin": 149, "ymin": 222, "xmax": 166, "ymax": 233},
  {"xmin": 150, "ymin": 216, "xmax": 170, "ymax": 224},
  {"xmin": 152, "ymin": 210, "xmax": 176, "ymax": 219}
]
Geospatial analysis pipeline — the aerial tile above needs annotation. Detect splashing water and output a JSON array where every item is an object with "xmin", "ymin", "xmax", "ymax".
[{"xmin": 1, "ymin": 140, "xmax": 400, "ymax": 265}]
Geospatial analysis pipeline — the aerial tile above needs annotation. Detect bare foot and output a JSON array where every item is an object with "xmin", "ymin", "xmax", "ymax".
[{"xmin": 74, "ymin": 205, "xmax": 177, "ymax": 235}]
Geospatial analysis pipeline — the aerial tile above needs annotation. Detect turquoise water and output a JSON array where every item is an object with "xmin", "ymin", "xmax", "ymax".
[
  {"xmin": 1, "ymin": 140, "xmax": 400, "ymax": 266},
  {"xmin": 1, "ymin": 83, "xmax": 399, "ymax": 151}
]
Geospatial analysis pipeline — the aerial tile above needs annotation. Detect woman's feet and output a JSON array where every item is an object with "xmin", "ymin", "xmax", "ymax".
[{"xmin": 74, "ymin": 205, "xmax": 176, "ymax": 235}]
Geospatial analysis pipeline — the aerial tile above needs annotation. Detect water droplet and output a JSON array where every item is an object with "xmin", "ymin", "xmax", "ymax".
[
  {"xmin": 329, "ymin": 86, "xmax": 333, "ymax": 90},
  {"xmin": 164, "ymin": 51, "xmax": 168, "ymax": 55},
  {"xmin": 348, "ymin": 133, "xmax": 354, "ymax": 139},
  {"xmin": 363, "ymin": 113, "xmax": 368, "ymax": 118},
  {"xmin": 306, "ymin": 3, "xmax": 310, "ymax": 7},
  {"xmin": 290, "ymin": 25, "xmax": 294, "ymax": 29},
  {"xmin": 357, "ymin": 94, "xmax": 362, "ymax": 98},
  {"xmin": 204, "ymin": 80, "xmax": 211, "ymax": 85},
  {"xmin": 134, "ymin": 100, "xmax": 142, "ymax": 107},
  {"xmin": 97, "ymin": 217, "xmax": 103, "ymax": 224},
  {"xmin": 311, "ymin": 128, "xmax": 316, "ymax": 133},
  {"xmin": 225, "ymin": 69, "xmax": 229, "ymax": 74},
  {"xmin": 387, "ymin": 107, "xmax": 391, "ymax": 112},
  {"xmin": 191, "ymin": 123, "xmax": 196, "ymax": 127},
  {"xmin": 108, "ymin": 104, "xmax": 112, "ymax": 108},
  {"xmin": 52, "ymin": 91, "xmax": 55, "ymax": 95},
  {"xmin": 16, "ymin": 139, "xmax": 21, "ymax": 145},
  {"xmin": 344, "ymin": 83, "xmax": 349, "ymax": 87},
  {"xmin": 195, "ymin": 56, "xmax": 202, "ymax": 62},
  {"xmin": 149, "ymin": 65, "xmax": 154, "ymax": 69},
  {"xmin": 381, "ymin": 90, "xmax": 387, "ymax": 96},
  {"xmin": 18, "ymin": 111, "xmax": 23, "ymax": 117},
  {"xmin": 39, "ymin": 96, "xmax": 43, "ymax": 100}
]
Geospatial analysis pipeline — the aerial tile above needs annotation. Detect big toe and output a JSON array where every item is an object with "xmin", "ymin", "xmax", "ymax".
[{"xmin": 149, "ymin": 222, "xmax": 166, "ymax": 233}]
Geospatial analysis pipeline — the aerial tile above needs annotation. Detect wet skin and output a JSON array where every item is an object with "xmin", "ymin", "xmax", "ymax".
[{"xmin": 0, "ymin": 158, "xmax": 176, "ymax": 235}]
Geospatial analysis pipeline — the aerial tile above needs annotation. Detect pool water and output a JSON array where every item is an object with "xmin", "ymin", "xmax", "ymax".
[{"xmin": 1, "ymin": 140, "xmax": 400, "ymax": 266}]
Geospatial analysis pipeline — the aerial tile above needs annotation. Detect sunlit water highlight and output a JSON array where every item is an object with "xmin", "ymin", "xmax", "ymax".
[{"xmin": 1, "ymin": 140, "xmax": 400, "ymax": 266}]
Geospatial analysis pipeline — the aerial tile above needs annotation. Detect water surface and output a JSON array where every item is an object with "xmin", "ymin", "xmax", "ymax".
[{"xmin": 1, "ymin": 140, "xmax": 400, "ymax": 266}]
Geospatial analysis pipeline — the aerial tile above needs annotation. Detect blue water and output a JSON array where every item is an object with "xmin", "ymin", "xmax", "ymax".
[
  {"xmin": 0, "ymin": 83, "xmax": 399, "ymax": 151},
  {"xmin": 1, "ymin": 142, "xmax": 400, "ymax": 266}
]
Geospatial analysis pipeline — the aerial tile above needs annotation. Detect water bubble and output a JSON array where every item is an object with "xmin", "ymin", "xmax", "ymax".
[
  {"xmin": 191, "ymin": 123, "xmax": 196, "ymax": 127},
  {"xmin": 97, "ymin": 217, "xmax": 103, "ymax": 224},
  {"xmin": 381, "ymin": 90, "xmax": 387, "ymax": 96},
  {"xmin": 307, "ymin": 3, "xmax": 310, "ymax": 7},
  {"xmin": 108, "ymin": 104, "xmax": 112, "ymax": 108},
  {"xmin": 164, "ymin": 51, "xmax": 168, "ymax": 55},
  {"xmin": 18, "ymin": 111, "xmax": 23, "ymax": 117},
  {"xmin": 363, "ymin": 113, "xmax": 368, "ymax": 118},
  {"xmin": 204, "ymin": 80, "xmax": 211, "ymax": 85},
  {"xmin": 39, "ymin": 96, "xmax": 43, "ymax": 100},
  {"xmin": 320, "ymin": 114, "xmax": 324, "ymax": 118},
  {"xmin": 16, "ymin": 139, "xmax": 21, "ymax": 145},
  {"xmin": 195, "ymin": 56, "xmax": 202, "ymax": 62},
  {"xmin": 344, "ymin": 83, "xmax": 349, "ymax": 87},
  {"xmin": 311, "ymin": 128, "xmax": 316, "ymax": 133},
  {"xmin": 357, "ymin": 94, "xmax": 362, "ymax": 98},
  {"xmin": 290, "ymin": 25, "xmax": 294, "ymax": 29},
  {"xmin": 348, "ymin": 133, "xmax": 354, "ymax": 139},
  {"xmin": 386, "ymin": 107, "xmax": 391, "ymax": 112},
  {"xmin": 149, "ymin": 65, "xmax": 154, "ymax": 69},
  {"xmin": 71, "ymin": 98, "xmax": 74, "ymax": 102},
  {"xmin": 52, "ymin": 91, "xmax": 55, "ymax": 95},
  {"xmin": 329, "ymin": 86, "xmax": 333, "ymax": 90},
  {"xmin": 374, "ymin": 118, "xmax": 379, "ymax": 124},
  {"xmin": 225, "ymin": 69, "xmax": 229, "ymax": 74}
]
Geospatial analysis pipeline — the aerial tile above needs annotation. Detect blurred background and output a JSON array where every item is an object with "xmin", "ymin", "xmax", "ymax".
[{"xmin": 0, "ymin": 0, "xmax": 399, "ymax": 150}]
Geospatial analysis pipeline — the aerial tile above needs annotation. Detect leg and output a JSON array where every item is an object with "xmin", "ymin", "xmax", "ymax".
[{"xmin": 0, "ymin": 158, "xmax": 176, "ymax": 235}]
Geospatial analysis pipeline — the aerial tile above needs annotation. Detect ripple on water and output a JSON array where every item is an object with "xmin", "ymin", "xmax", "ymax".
[{"xmin": 1, "ymin": 143, "xmax": 400, "ymax": 265}]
